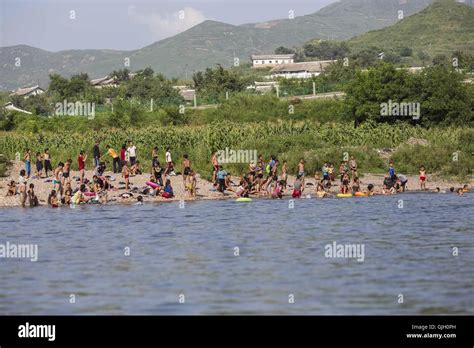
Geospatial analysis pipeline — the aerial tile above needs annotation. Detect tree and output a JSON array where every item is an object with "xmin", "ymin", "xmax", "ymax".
[
  {"xmin": 274, "ymin": 46, "xmax": 295, "ymax": 55},
  {"xmin": 48, "ymin": 73, "xmax": 94, "ymax": 102},
  {"xmin": 123, "ymin": 75, "xmax": 183, "ymax": 106},
  {"xmin": 111, "ymin": 69, "xmax": 131, "ymax": 82},
  {"xmin": 192, "ymin": 65, "xmax": 248, "ymax": 101},
  {"xmin": 398, "ymin": 47, "xmax": 413, "ymax": 57},
  {"xmin": 345, "ymin": 63, "xmax": 414, "ymax": 126},
  {"xmin": 136, "ymin": 67, "xmax": 154, "ymax": 78},
  {"xmin": 350, "ymin": 47, "xmax": 380, "ymax": 68},
  {"xmin": 432, "ymin": 54, "xmax": 449, "ymax": 66},
  {"xmin": 417, "ymin": 51, "xmax": 430, "ymax": 66},
  {"xmin": 303, "ymin": 40, "xmax": 350, "ymax": 60},
  {"xmin": 345, "ymin": 62, "xmax": 472, "ymax": 127}
]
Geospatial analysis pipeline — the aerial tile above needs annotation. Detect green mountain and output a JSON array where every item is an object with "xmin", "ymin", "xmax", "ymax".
[
  {"xmin": 348, "ymin": 0, "xmax": 474, "ymax": 57},
  {"xmin": 0, "ymin": 0, "xmax": 437, "ymax": 90}
]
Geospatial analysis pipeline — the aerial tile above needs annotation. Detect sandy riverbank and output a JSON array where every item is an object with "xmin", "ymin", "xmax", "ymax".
[{"xmin": 0, "ymin": 161, "xmax": 471, "ymax": 208}]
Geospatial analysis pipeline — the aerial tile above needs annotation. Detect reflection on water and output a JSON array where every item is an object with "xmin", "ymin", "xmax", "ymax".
[{"xmin": 0, "ymin": 193, "xmax": 473, "ymax": 315}]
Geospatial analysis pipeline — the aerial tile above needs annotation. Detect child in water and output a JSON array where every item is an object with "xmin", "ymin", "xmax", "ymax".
[
  {"xmin": 340, "ymin": 173, "xmax": 350, "ymax": 194},
  {"xmin": 351, "ymin": 176, "xmax": 361, "ymax": 194},
  {"xmin": 27, "ymin": 183, "xmax": 39, "ymax": 207},
  {"xmin": 48, "ymin": 189, "xmax": 59, "ymax": 207},
  {"xmin": 292, "ymin": 175, "xmax": 303, "ymax": 198},
  {"xmin": 62, "ymin": 182, "xmax": 72, "ymax": 205},
  {"xmin": 271, "ymin": 180, "xmax": 284, "ymax": 199}
]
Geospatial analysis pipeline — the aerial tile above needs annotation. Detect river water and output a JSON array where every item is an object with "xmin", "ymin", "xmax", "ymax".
[{"xmin": 0, "ymin": 193, "xmax": 473, "ymax": 315}]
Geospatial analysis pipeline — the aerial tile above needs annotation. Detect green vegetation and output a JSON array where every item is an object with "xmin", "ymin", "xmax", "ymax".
[
  {"xmin": 0, "ymin": 154, "xmax": 9, "ymax": 177},
  {"xmin": 348, "ymin": 0, "xmax": 474, "ymax": 66},
  {"xmin": 346, "ymin": 63, "xmax": 474, "ymax": 127}
]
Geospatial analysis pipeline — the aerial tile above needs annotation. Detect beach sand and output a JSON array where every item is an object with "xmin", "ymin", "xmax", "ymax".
[{"xmin": 0, "ymin": 160, "xmax": 471, "ymax": 207}]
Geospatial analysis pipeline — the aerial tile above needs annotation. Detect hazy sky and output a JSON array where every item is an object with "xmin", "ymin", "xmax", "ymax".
[{"xmin": 0, "ymin": 0, "xmax": 336, "ymax": 51}]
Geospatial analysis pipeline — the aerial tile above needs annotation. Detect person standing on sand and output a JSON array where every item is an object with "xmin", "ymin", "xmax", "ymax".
[
  {"xmin": 122, "ymin": 160, "xmax": 130, "ymax": 191},
  {"xmin": 35, "ymin": 152, "xmax": 43, "ymax": 178},
  {"xmin": 419, "ymin": 166, "xmax": 427, "ymax": 190},
  {"xmin": 152, "ymin": 146, "xmax": 159, "ymax": 169},
  {"xmin": 388, "ymin": 160, "xmax": 396, "ymax": 180},
  {"xmin": 298, "ymin": 159, "xmax": 305, "ymax": 191},
  {"xmin": 128, "ymin": 141, "xmax": 137, "ymax": 166},
  {"xmin": 217, "ymin": 165, "xmax": 227, "ymax": 195},
  {"xmin": 43, "ymin": 148, "xmax": 52, "ymax": 177},
  {"xmin": 93, "ymin": 140, "xmax": 101, "ymax": 168},
  {"xmin": 106, "ymin": 145, "xmax": 120, "ymax": 174},
  {"xmin": 182, "ymin": 154, "xmax": 191, "ymax": 186},
  {"xmin": 53, "ymin": 162, "xmax": 64, "ymax": 196},
  {"xmin": 62, "ymin": 159, "xmax": 71, "ymax": 186},
  {"xmin": 164, "ymin": 148, "xmax": 172, "ymax": 176},
  {"xmin": 19, "ymin": 169, "xmax": 27, "ymax": 207},
  {"xmin": 78, "ymin": 150, "xmax": 87, "ymax": 184},
  {"xmin": 349, "ymin": 156, "xmax": 358, "ymax": 178},
  {"xmin": 24, "ymin": 149, "xmax": 31, "ymax": 179},
  {"xmin": 211, "ymin": 152, "xmax": 219, "ymax": 184},
  {"xmin": 120, "ymin": 144, "xmax": 127, "ymax": 164}
]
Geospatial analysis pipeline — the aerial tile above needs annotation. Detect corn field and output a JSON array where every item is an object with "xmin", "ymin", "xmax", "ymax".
[{"xmin": 1, "ymin": 121, "xmax": 472, "ymax": 178}]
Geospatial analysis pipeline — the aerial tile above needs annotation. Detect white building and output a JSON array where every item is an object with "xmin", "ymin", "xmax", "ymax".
[
  {"xmin": 90, "ymin": 76, "xmax": 120, "ymax": 88},
  {"xmin": 173, "ymin": 85, "xmax": 196, "ymax": 102},
  {"xmin": 10, "ymin": 85, "xmax": 45, "ymax": 99},
  {"xmin": 251, "ymin": 54, "xmax": 295, "ymax": 68},
  {"xmin": 270, "ymin": 60, "xmax": 336, "ymax": 79},
  {"xmin": 3, "ymin": 102, "xmax": 32, "ymax": 114}
]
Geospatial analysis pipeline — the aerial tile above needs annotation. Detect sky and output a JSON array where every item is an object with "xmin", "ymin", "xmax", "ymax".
[{"xmin": 0, "ymin": 0, "xmax": 336, "ymax": 51}]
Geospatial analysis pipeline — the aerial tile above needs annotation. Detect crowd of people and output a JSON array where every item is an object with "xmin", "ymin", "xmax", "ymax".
[
  {"xmin": 212, "ymin": 154, "xmax": 469, "ymax": 199},
  {"xmin": 5, "ymin": 143, "xmax": 470, "ymax": 207}
]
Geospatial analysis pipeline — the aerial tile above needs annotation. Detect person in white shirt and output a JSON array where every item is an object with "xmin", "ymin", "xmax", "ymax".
[
  {"xmin": 127, "ymin": 142, "xmax": 137, "ymax": 166},
  {"xmin": 164, "ymin": 148, "xmax": 174, "ymax": 176}
]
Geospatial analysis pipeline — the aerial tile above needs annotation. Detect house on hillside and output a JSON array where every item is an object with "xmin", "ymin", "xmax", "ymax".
[
  {"xmin": 396, "ymin": 67, "xmax": 424, "ymax": 73},
  {"xmin": 90, "ymin": 76, "xmax": 119, "ymax": 89},
  {"xmin": 90, "ymin": 73, "xmax": 136, "ymax": 88},
  {"xmin": 173, "ymin": 86, "xmax": 196, "ymax": 102},
  {"xmin": 3, "ymin": 102, "xmax": 32, "ymax": 114},
  {"xmin": 246, "ymin": 81, "xmax": 279, "ymax": 94},
  {"xmin": 270, "ymin": 60, "xmax": 336, "ymax": 79},
  {"xmin": 10, "ymin": 85, "xmax": 45, "ymax": 99},
  {"xmin": 251, "ymin": 54, "xmax": 295, "ymax": 68}
]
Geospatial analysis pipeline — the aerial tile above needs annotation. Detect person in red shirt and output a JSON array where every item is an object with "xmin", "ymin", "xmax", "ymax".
[{"xmin": 78, "ymin": 150, "xmax": 87, "ymax": 184}]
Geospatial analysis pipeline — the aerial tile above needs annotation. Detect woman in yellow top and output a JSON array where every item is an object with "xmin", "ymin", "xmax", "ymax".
[{"xmin": 106, "ymin": 145, "xmax": 121, "ymax": 173}]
